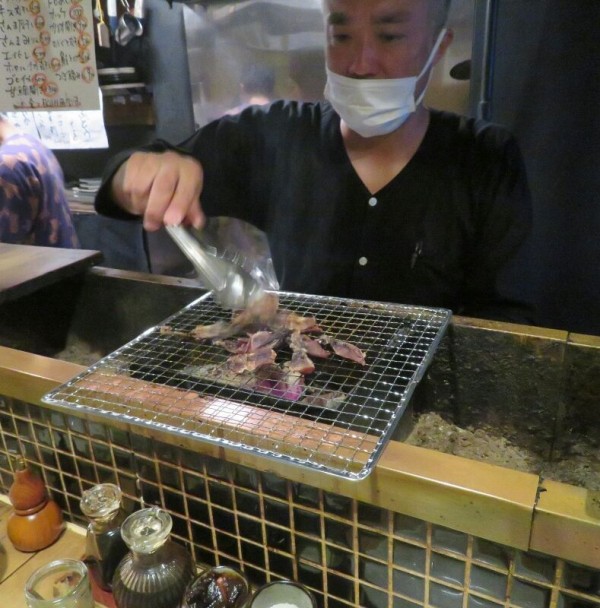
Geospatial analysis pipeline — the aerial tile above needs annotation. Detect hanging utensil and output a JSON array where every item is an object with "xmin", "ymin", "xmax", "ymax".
[
  {"xmin": 133, "ymin": 0, "xmax": 145, "ymax": 29},
  {"xmin": 94, "ymin": 0, "xmax": 110, "ymax": 48},
  {"xmin": 106, "ymin": 0, "xmax": 119, "ymax": 36},
  {"xmin": 115, "ymin": 0, "xmax": 143, "ymax": 46}
]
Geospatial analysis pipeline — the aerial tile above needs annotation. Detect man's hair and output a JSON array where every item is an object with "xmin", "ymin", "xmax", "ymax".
[{"xmin": 429, "ymin": 0, "xmax": 452, "ymax": 33}]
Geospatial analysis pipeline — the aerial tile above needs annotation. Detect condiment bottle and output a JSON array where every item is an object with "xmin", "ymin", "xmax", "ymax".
[
  {"xmin": 80, "ymin": 483, "xmax": 128, "ymax": 593},
  {"xmin": 112, "ymin": 506, "xmax": 195, "ymax": 608},
  {"xmin": 7, "ymin": 456, "xmax": 64, "ymax": 552}
]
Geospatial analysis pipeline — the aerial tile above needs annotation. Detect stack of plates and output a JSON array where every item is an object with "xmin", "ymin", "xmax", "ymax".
[
  {"xmin": 98, "ymin": 67, "xmax": 139, "ymax": 85},
  {"xmin": 98, "ymin": 67, "xmax": 146, "ymax": 93}
]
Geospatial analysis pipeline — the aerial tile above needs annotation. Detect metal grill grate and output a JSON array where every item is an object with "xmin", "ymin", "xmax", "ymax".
[{"xmin": 43, "ymin": 292, "xmax": 450, "ymax": 479}]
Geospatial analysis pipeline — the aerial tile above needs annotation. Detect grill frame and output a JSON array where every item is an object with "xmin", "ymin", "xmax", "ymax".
[{"xmin": 43, "ymin": 291, "xmax": 451, "ymax": 480}]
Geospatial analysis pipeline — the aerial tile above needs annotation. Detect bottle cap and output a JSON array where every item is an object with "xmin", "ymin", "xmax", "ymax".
[
  {"xmin": 80, "ymin": 483, "xmax": 122, "ymax": 519},
  {"xmin": 121, "ymin": 507, "xmax": 172, "ymax": 554}
]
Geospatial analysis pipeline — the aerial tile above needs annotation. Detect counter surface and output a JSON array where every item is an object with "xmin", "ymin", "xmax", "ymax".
[{"xmin": 0, "ymin": 243, "xmax": 102, "ymax": 304}]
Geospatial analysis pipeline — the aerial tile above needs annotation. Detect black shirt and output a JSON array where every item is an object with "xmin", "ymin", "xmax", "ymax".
[{"xmin": 96, "ymin": 100, "xmax": 536, "ymax": 324}]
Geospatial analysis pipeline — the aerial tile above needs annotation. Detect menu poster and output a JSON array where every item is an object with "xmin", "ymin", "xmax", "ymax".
[
  {"xmin": 5, "ymin": 108, "xmax": 109, "ymax": 149},
  {"xmin": 0, "ymin": 0, "xmax": 100, "ymax": 112}
]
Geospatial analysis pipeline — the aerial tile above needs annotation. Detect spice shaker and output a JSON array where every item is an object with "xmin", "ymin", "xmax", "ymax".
[
  {"xmin": 112, "ymin": 506, "xmax": 195, "ymax": 608},
  {"xmin": 7, "ymin": 456, "xmax": 64, "ymax": 552},
  {"xmin": 80, "ymin": 483, "xmax": 128, "ymax": 593}
]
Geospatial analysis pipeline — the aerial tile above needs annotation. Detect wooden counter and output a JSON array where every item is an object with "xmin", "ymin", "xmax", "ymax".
[{"xmin": 0, "ymin": 243, "xmax": 102, "ymax": 304}]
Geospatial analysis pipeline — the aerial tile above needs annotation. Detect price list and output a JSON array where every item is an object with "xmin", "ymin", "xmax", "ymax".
[{"xmin": 0, "ymin": 0, "xmax": 100, "ymax": 111}]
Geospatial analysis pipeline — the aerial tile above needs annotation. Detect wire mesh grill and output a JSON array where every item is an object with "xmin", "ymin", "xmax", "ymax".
[{"xmin": 43, "ymin": 292, "xmax": 451, "ymax": 480}]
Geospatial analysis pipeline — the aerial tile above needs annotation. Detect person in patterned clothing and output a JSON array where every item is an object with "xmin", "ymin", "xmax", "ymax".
[{"xmin": 0, "ymin": 113, "xmax": 79, "ymax": 248}]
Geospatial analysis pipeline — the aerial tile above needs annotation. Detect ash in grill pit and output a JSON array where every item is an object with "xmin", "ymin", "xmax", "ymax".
[
  {"xmin": 406, "ymin": 412, "xmax": 600, "ymax": 491},
  {"xmin": 57, "ymin": 344, "xmax": 105, "ymax": 368}
]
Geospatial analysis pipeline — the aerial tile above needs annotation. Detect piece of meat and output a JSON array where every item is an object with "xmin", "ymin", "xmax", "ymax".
[
  {"xmin": 246, "ymin": 330, "xmax": 275, "ymax": 352},
  {"xmin": 325, "ymin": 336, "xmax": 367, "ymax": 366},
  {"xmin": 289, "ymin": 332, "xmax": 330, "ymax": 359},
  {"xmin": 191, "ymin": 321, "xmax": 234, "ymax": 340},
  {"xmin": 288, "ymin": 348, "xmax": 315, "ymax": 375},
  {"xmin": 254, "ymin": 365, "xmax": 305, "ymax": 401},
  {"xmin": 159, "ymin": 325, "xmax": 189, "ymax": 338},
  {"xmin": 247, "ymin": 328, "xmax": 289, "ymax": 352},
  {"xmin": 227, "ymin": 346, "xmax": 277, "ymax": 373},
  {"xmin": 214, "ymin": 337, "xmax": 249, "ymax": 354},
  {"xmin": 231, "ymin": 292, "xmax": 280, "ymax": 328},
  {"xmin": 274, "ymin": 311, "xmax": 321, "ymax": 333}
]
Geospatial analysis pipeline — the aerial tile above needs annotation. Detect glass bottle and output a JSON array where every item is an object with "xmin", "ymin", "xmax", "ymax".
[
  {"xmin": 112, "ymin": 506, "xmax": 195, "ymax": 608},
  {"xmin": 80, "ymin": 483, "xmax": 128, "ymax": 593}
]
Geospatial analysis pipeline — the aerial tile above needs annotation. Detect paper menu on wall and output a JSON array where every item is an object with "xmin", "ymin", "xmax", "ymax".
[
  {"xmin": 0, "ymin": 0, "xmax": 100, "ymax": 112},
  {"xmin": 4, "ymin": 109, "xmax": 109, "ymax": 149}
]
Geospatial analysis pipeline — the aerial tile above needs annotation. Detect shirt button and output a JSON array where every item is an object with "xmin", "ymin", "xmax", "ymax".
[
  {"xmin": 358, "ymin": 257, "xmax": 368, "ymax": 266},
  {"xmin": 368, "ymin": 197, "xmax": 378, "ymax": 207}
]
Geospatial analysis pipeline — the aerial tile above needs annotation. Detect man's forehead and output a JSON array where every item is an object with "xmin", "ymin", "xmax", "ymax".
[
  {"xmin": 324, "ymin": 0, "xmax": 426, "ymax": 12},
  {"xmin": 324, "ymin": 0, "xmax": 428, "ymax": 22}
]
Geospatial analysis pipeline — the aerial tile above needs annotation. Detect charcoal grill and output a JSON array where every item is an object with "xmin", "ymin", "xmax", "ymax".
[{"xmin": 43, "ymin": 291, "xmax": 450, "ymax": 480}]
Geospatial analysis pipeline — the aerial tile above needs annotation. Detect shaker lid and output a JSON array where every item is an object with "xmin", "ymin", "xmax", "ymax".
[
  {"xmin": 121, "ymin": 507, "xmax": 172, "ymax": 554},
  {"xmin": 80, "ymin": 483, "xmax": 122, "ymax": 519}
]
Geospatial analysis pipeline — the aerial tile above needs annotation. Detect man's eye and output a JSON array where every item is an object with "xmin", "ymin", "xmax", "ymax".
[
  {"xmin": 331, "ymin": 33, "xmax": 350, "ymax": 43},
  {"xmin": 328, "ymin": 26, "xmax": 351, "ymax": 43},
  {"xmin": 379, "ymin": 32, "xmax": 406, "ymax": 42}
]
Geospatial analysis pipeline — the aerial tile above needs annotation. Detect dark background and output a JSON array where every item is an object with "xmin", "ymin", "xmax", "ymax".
[{"xmin": 470, "ymin": 0, "xmax": 600, "ymax": 335}]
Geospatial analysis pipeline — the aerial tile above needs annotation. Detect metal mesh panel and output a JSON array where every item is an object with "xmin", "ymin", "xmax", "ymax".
[{"xmin": 43, "ymin": 292, "xmax": 450, "ymax": 479}]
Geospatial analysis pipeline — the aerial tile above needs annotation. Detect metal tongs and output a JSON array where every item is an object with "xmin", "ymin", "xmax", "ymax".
[{"xmin": 166, "ymin": 224, "xmax": 265, "ymax": 310}]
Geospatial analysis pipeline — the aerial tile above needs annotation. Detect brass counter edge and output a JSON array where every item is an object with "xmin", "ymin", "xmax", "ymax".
[{"xmin": 530, "ymin": 479, "xmax": 600, "ymax": 569}]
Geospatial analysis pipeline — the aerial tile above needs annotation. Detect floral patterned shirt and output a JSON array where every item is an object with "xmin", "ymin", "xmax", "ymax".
[{"xmin": 0, "ymin": 133, "xmax": 79, "ymax": 247}]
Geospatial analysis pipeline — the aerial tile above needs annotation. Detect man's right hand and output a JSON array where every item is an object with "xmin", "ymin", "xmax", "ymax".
[{"xmin": 111, "ymin": 150, "xmax": 205, "ymax": 232}]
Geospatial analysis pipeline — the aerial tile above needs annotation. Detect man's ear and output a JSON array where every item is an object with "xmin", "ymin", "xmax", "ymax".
[{"xmin": 434, "ymin": 28, "xmax": 454, "ymax": 65}]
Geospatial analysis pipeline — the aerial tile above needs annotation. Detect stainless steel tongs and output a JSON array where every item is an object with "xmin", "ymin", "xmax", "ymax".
[{"xmin": 166, "ymin": 224, "xmax": 266, "ymax": 310}]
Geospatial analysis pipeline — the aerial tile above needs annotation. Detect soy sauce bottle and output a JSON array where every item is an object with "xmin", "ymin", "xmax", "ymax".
[
  {"xmin": 80, "ymin": 483, "xmax": 128, "ymax": 593},
  {"xmin": 112, "ymin": 506, "xmax": 194, "ymax": 608}
]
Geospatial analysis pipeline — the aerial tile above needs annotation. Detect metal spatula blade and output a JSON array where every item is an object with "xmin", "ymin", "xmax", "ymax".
[{"xmin": 166, "ymin": 224, "xmax": 265, "ymax": 310}]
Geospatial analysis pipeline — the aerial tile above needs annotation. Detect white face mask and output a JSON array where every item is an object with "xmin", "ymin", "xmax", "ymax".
[{"xmin": 324, "ymin": 29, "xmax": 447, "ymax": 138}]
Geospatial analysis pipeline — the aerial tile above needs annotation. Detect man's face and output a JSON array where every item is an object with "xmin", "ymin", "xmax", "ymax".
[{"xmin": 323, "ymin": 0, "xmax": 439, "ymax": 80}]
